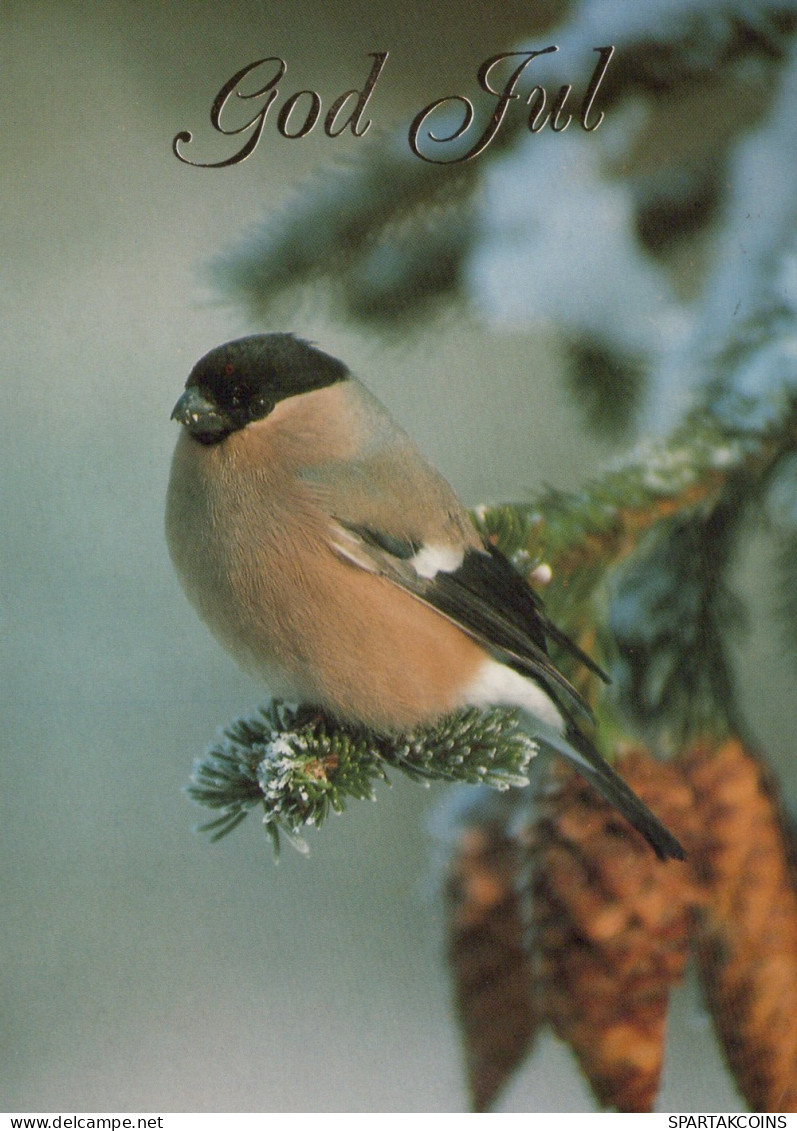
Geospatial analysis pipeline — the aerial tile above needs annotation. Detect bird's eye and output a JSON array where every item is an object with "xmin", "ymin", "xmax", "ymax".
[{"xmin": 221, "ymin": 379, "xmax": 252, "ymax": 412}]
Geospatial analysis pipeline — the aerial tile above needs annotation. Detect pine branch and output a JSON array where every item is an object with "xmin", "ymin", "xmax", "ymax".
[
  {"xmin": 564, "ymin": 336, "xmax": 647, "ymax": 440},
  {"xmin": 187, "ymin": 702, "xmax": 536, "ymax": 856},
  {"xmin": 477, "ymin": 403, "xmax": 795, "ymax": 588},
  {"xmin": 473, "ymin": 380, "xmax": 797, "ymax": 721},
  {"xmin": 209, "ymin": 143, "xmax": 478, "ymax": 326}
]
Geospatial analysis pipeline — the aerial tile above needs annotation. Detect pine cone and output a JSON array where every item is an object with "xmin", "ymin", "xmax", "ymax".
[
  {"xmin": 684, "ymin": 737, "xmax": 797, "ymax": 1112},
  {"xmin": 529, "ymin": 748, "xmax": 701, "ymax": 1112},
  {"xmin": 445, "ymin": 816, "xmax": 538, "ymax": 1112}
]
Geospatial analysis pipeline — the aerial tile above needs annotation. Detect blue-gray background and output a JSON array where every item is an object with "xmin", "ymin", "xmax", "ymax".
[{"xmin": 3, "ymin": 0, "xmax": 792, "ymax": 1112}]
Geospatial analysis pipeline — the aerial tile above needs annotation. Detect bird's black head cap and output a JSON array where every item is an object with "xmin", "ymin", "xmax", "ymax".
[{"xmin": 174, "ymin": 333, "xmax": 350, "ymax": 444}]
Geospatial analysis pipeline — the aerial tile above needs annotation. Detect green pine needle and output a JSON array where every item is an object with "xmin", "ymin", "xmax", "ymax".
[{"xmin": 187, "ymin": 702, "xmax": 536, "ymax": 856}]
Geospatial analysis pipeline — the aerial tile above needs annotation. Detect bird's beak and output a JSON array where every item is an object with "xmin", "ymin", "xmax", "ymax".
[{"xmin": 171, "ymin": 387, "xmax": 233, "ymax": 443}]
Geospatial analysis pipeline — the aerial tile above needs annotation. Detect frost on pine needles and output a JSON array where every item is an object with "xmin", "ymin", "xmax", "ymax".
[{"xmin": 187, "ymin": 702, "xmax": 536, "ymax": 856}]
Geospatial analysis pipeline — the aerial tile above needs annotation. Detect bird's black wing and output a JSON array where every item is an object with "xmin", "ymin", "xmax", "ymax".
[
  {"xmin": 330, "ymin": 522, "xmax": 603, "ymax": 721},
  {"xmin": 330, "ymin": 521, "xmax": 685, "ymax": 863}
]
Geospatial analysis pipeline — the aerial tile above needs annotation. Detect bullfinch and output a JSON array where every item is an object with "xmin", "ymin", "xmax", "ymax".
[{"xmin": 166, "ymin": 333, "xmax": 684, "ymax": 861}]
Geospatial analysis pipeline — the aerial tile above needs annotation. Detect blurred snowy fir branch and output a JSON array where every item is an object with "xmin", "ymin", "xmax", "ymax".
[
  {"xmin": 188, "ymin": 0, "xmax": 797, "ymax": 1113},
  {"xmin": 210, "ymin": 0, "xmax": 797, "ymax": 348}
]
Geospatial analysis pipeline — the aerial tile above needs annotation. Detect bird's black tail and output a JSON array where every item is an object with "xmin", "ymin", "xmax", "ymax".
[{"xmin": 544, "ymin": 725, "xmax": 686, "ymax": 862}]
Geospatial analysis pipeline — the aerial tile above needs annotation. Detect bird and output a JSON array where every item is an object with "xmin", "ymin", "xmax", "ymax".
[{"xmin": 166, "ymin": 333, "xmax": 684, "ymax": 861}]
